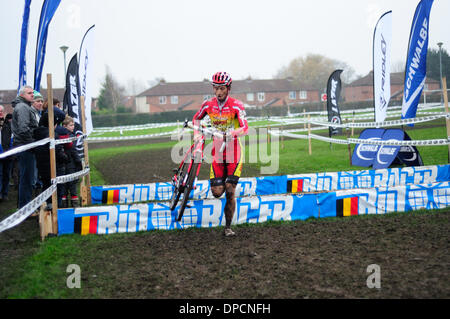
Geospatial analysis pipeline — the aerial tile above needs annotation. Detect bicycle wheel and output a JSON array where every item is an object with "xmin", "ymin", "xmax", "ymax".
[
  {"xmin": 169, "ymin": 162, "xmax": 188, "ymax": 211},
  {"xmin": 176, "ymin": 162, "xmax": 198, "ymax": 221}
]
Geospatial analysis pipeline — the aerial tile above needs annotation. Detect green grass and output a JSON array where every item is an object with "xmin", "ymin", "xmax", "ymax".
[
  {"xmin": 86, "ymin": 124, "xmax": 449, "ymax": 186},
  {"xmin": 2, "ymin": 122, "xmax": 449, "ymax": 299},
  {"xmin": 88, "ymin": 140, "xmax": 181, "ymax": 185},
  {"xmin": 3, "ymin": 206, "xmax": 448, "ymax": 299},
  {"xmin": 90, "ymin": 125, "xmax": 178, "ymax": 138}
]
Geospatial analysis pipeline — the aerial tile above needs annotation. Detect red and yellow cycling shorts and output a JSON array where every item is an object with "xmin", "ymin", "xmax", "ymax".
[{"xmin": 210, "ymin": 137, "xmax": 243, "ymax": 186}]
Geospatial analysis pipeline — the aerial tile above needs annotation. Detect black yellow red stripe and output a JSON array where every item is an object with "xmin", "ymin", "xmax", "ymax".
[
  {"xmin": 336, "ymin": 197, "xmax": 359, "ymax": 217},
  {"xmin": 74, "ymin": 216, "xmax": 98, "ymax": 235},
  {"xmin": 287, "ymin": 179, "xmax": 303, "ymax": 193},
  {"xmin": 101, "ymin": 189, "xmax": 120, "ymax": 204}
]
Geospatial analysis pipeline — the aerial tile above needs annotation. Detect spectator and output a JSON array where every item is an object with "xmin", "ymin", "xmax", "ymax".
[
  {"xmin": 0, "ymin": 105, "xmax": 13, "ymax": 201},
  {"xmin": 58, "ymin": 115, "xmax": 82, "ymax": 207},
  {"xmin": 33, "ymin": 90, "xmax": 44, "ymax": 116},
  {"xmin": 32, "ymin": 91, "xmax": 44, "ymax": 190},
  {"xmin": 33, "ymin": 106, "xmax": 67, "ymax": 209},
  {"xmin": 54, "ymin": 98, "xmax": 62, "ymax": 110},
  {"xmin": 11, "ymin": 85, "xmax": 39, "ymax": 208},
  {"xmin": 43, "ymin": 98, "xmax": 62, "ymax": 113}
]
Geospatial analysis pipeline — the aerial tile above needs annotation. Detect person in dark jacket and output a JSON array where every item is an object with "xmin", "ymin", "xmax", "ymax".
[
  {"xmin": 58, "ymin": 115, "xmax": 82, "ymax": 207},
  {"xmin": 0, "ymin": 105, "xmax": 13, "ymax": 201},
  {"xmin": 11, "ymin": 85, "xmax": 39, "ymax": 208},
  {"xmin": 33, "ymin": 106, "xmax": 67, "ymax": 209}
]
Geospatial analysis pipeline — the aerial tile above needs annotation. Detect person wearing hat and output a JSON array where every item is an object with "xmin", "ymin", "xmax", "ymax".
[
  {"xmin": 32, "ymin": 90, "xmax": 44, "ymax": 117},
  {"xmin": 31, "ymin": 90, "xmax": 44, "ymax": 190},
  {"xmin": 11, "ymin": 85, "xmax": 39, "ymax": 208}
]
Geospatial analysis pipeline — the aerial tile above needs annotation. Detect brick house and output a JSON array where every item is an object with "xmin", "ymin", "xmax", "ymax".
[
  {"xmin": 0, "ymin": 88, "xmax": 65, "ymax": 114},
  {"xmin": 344, "ymin": 71, "xmax": 440, "ymax": 103},
  {"xmin": 135, "ymin": 78, "xmax": 320, "ymax": 114}
]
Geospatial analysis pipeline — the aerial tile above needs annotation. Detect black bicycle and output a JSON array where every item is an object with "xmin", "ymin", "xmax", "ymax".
[{"xmin": 169, "ymin": 120, "xmax": 226, "ymax": 221}]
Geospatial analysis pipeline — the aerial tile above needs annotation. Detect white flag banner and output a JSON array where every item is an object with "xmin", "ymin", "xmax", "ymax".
[
  {"xmin": 78, "ymin": 25, "xmax": 95, "ymax": 135},
  {"xmin": 373, "ymin": 11, "xmax": 392, "ymax": 123}
]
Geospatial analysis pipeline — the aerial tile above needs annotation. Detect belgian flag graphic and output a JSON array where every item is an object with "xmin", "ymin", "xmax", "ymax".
[
  {"xmin": 101, "ymin": 189, "xmax": 120, "ymax": 204},
  {"xmin": 336, "ymin": 197, "xmax": 359, "ymax": 217},
  {"xmin": 287, "ymin": 179, "xmax": 303, "ymax": 193},
  {"xmin": 74, "ymin": 216, "xmax": 98, "ymax": 235}
]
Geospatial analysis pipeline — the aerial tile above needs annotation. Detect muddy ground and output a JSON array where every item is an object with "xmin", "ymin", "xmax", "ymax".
[{"xmin": 1, "ymin": 137, "xmax": 449, "ymax": 299}]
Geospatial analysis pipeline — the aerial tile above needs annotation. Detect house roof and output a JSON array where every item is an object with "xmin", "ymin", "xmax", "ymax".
[
  {"xmin": 137, "ymin": 78, "xmax": 316, "ymax": 97},
  {"xmin": 347, "ymin": 71, "xmax": 439, "ymax": 87}
]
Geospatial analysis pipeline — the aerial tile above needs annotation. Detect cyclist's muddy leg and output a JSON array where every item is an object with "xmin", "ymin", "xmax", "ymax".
[
  {"xmin": 211, "ymin": 185, "xmax": 225, "ymax": 198},
  {"xmin": 224, "ymin": 183, "xmax": 237, "ymax": 228}
]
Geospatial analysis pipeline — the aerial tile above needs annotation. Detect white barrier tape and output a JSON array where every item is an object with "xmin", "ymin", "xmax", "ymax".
[
  {"xmin": 309, "ymin": 133, "xmax": 350, "ymax": 145},
  {"xmin": 88, "ymin": 103, "xmax": 445, "ymax": 136},
  {"xmin": 0, "ymin": 134, "xmax": 88, "ymax": 160},
  {"xmin": 347, "ymin": 137, "xmax": 450, "ymax": 146},
  {"xmin": 0, "ymin": 168, "xmax": 90, "ymax": 234},
  {"xmin": 0, "ymin": 183, "xmax": 57, "ymax": 234},
  {"xmin": 272, "ymin": 130, "xmax": 450, "ymax": 146},
  {"xmin": 87, "ymin": 130, "xmax": 177, "ymax": 143},
  {"xmin": 54, "ymin": 134, "xmax": 87, "ymax": 145},
  {"xmin": 54, "ymin": 167, "xmax": 90, "ymax": 184},
  {"xmin": 309, "ymin": 114, "xmax": 448, "ymax": 129},
  {"xmin": 93, "ymin": 122, "xmax": 179, "ymax": 133},
  {"xmin": 0, "ymin": 138, "xmax": 50, "ymax": 159}
]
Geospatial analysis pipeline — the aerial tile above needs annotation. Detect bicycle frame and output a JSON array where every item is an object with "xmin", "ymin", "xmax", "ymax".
[
  {"xmin": 175, "ymin": 135, "xmax": 205, "ymax": 188},
  {"xmin": 170, "ymin": 121, "xmax": 227, "ymax": 220}
]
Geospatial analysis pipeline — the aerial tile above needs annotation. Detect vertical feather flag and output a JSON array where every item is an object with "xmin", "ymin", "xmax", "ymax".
[
  {"xmin": 63, "ymin": 53, "xmax": 85, "ymax": 158},
  {"xmin": 33, "ymin": 0, "xmax": 61, "ymax": 91},
  {"xmin": 373, "ymin": 11, "xmax": 392, "ymax": 123},
  {"xmin": 326, "ymin": 70, "xmax": 343, "ymax": 136},
  {"xmin": 401, "ymin": 0, "xmax": 434, "ymax": 123},
  {"xmin": 78, "ymin": 25, "xmax": 96, "ymax": 135},
  {"xmin": 17, "ymin": 0, "xmax": 32, "ymax": 94}
]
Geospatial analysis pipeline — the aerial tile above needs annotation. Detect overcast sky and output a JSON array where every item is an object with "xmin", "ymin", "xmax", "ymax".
[{"xmin": 1, "ymin": 0, "xmax": 449, "ymax": 96}]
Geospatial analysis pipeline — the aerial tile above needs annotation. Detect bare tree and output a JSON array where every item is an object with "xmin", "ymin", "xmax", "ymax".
[
  {"xmin": 97, "ymin": 65, "xmax": 126, "ymax": 112},
  {"xmin": 126, "ymin": 77, "xmax": 147, "ymax": 96},
  {"xmin": 275, "ymin": 53, "xmax": 356, "ymax": 90}
]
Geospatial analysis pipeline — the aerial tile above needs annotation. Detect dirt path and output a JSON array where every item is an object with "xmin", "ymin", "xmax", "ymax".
[{"xmin": 1, "ymin": 139, "xmax": 449, "ymax": 299}]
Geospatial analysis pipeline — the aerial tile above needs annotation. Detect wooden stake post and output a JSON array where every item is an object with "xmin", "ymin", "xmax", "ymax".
[
  {"xmin": 303, "ymin": 109, "xmax": 306, "ymax": 129},
  {"xmin": 308, "ymin": 114, "xmax": 312, "ymax": 155},
  {"xmin": 80, "ymin": 96, "xmax": 92, "ymax": 206},
  {"xmin": 346, "ymin": 118, "xmax": 352, "ymax": 166},
  {"xmin": 39, "ymin": 74, "xmax": 58, "ymax": 240},
  {"xmin": 442, "ymin": 77, "xmax": 450, "ymax": 163}
]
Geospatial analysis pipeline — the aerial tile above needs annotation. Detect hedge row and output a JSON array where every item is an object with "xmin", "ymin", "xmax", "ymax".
[{"xmin": 92, "ymin": 95, "xmax": 442, "ymax": 127}]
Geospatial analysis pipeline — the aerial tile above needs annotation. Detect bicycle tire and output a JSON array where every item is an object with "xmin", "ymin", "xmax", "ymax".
[
  {"xmin": 176, "ymin": 162, "xmax": 198, "ymax": 221},
  {"xmin": 169, "ymin": 163, "xmax": 188, "ymax": 211}
]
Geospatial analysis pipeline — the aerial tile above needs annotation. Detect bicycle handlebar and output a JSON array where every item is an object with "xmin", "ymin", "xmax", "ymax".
[{"xmin": 186, "ymin": 121, "xmax": 229, "ymax": 153}]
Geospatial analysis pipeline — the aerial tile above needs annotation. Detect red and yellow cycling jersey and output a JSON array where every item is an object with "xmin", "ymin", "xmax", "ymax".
[
  {"xmin": 192, "ymin": 96, "xmax": 248, "ymax": 185},
  {"xmin": 192, "ymin": 96, "xmax": 248, "ymax": 135}
]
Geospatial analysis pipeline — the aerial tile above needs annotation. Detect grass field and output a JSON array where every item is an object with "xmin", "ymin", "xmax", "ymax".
[{"xmin": 1, "ymin": 120, "xmax": 449, "ymax": 300}]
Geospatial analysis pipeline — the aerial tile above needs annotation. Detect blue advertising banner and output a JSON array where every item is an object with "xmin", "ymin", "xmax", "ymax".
[
  {"xmin": 59, "ymin": 181, "xmax": 450, "ymax": 236},
  {"xmin": 17, "ymin": 0, "xmax": 32, "ymax": 94},
  {"xmin": 372, "ymin": 129, "xmax": 403, "ymax": 169},
  {"xmin": 352, "ymin": 128, "xmax": 417, "ymax": 169},
  {"xmin": 34, "ymin": 0, "xmax": 61, "ymax": 91},
  {"xmin": 395, "ymin": 131, "xmax": 424, "ymax": 167},
  {"xmin": 401, "ymin": 0, "xmax": 434, "ymax": 122},
  {"xmin": 90, "ymin": 165, "xmax": 450, "ymax": 205},
  {"xmin": 351, "ymin": 128, "xmax": 384, "ymax": 167}
]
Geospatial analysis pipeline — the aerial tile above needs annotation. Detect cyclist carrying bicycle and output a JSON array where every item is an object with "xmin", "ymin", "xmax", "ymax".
[{"xmin": 193, "ymin": 72, "xmax": 248, "ymax": 237}]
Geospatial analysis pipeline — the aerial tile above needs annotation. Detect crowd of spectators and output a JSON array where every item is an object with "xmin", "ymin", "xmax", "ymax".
[{"xmin": 1, "ymin": 85, "xmax": 82, "ymax": 210}]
